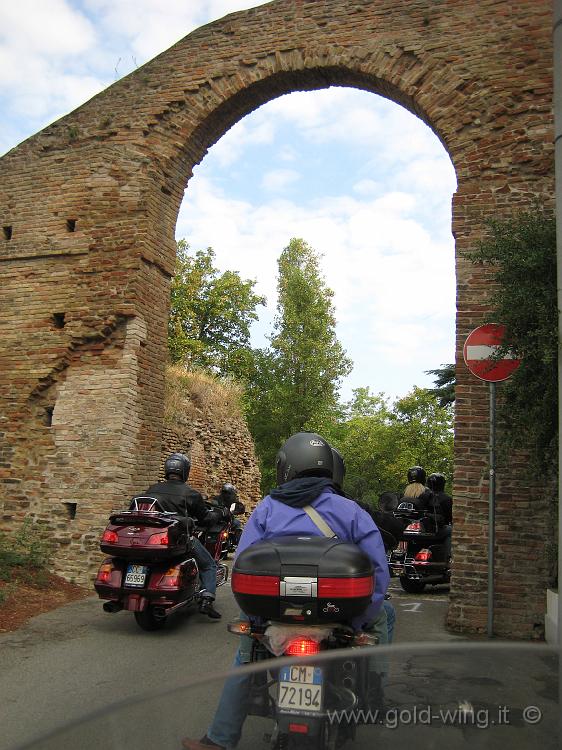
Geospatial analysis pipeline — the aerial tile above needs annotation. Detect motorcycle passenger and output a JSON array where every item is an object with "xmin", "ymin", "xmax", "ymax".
[
  {"xmin": 213, "ymin": 483, "xmax": 243, "ymax": 545},
  {"xmin": 181, "ymin": 432, "xmax": 390, "ymax": 750},
  {"xmin": 140, "ymin": 453, "xmax": 224, "ymax": 619},
  {"xmin": 401, "ymin": 465, "xmax": 434, "ymax": 510},
  {"xmin": 427, "ymin": 472, "xmax": 453, "ymax": 560}
]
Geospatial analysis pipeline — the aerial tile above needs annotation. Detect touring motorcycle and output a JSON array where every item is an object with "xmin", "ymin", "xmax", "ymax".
[
  {"xmin": 387, "ymin": 501, "xmax": 451, "ymax": 594},
  {"xmin": 94, "ymin": 496, "xmax": 233, "ymax": 631},
  {"xmin": 228, "ymin": 535, "xmax": 383, "ymax": 749}
]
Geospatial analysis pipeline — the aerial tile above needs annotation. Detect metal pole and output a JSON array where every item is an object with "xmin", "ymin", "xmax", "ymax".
[
  {"xmin": 553, "ymin": 0, "xmax": 562, "ymax": 652},
  {"xmin": 487, "ymin": 381, "xmax": 496, "ymax": 638},
  {"xmin": 553, "ymin": 6, "xmax": 562, "ymax": 745}
]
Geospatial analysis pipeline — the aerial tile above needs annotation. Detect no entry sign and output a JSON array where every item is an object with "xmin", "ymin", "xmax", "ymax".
[{"xmin": 463, "ymin": 323, "xmax": 521, "ymax": 382}]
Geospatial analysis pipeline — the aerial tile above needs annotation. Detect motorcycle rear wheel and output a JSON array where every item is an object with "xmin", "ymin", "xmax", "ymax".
[
  {"xmin": 134, "ymin": 608, "xmax": 167, "ymax": 631},
  {"xmin": 399, "ymin": 576, "xmax": 426, "ymax": 594}
]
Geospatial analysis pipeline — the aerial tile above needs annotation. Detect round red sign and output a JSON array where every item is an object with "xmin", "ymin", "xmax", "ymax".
[{"xmin": 463, "ymin": 324, "xmax": 521, "ymax": 382}]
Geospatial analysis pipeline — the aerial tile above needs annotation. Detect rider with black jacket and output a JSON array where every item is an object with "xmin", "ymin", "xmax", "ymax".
[
  {"xmin": 141, "ymin": 453, "xmax": 224, "ymax": 619},
  {"xmin": 426, "ymin": 472, "xmax": 453, "ymax": 559}
]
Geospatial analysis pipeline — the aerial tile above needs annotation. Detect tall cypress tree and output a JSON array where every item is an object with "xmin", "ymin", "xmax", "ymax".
[{"xmin": 245, "ymin": 238, "xmax": 352, "ymax": 490}]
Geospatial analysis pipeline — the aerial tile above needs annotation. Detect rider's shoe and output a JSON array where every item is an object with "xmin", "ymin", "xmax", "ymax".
[
  {"xmin": 199, "ymin": 598, "xmax": 222, "ymax": 619},
  {"xmin": 182, "ymin": 736, "xmax": 225, "ymax": 750}
]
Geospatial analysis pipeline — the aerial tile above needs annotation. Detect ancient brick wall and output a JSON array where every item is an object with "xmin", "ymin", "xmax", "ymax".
[
  {"xmin": 0, "ymin": 0, "xmax": 554, "ymax": 635},
  {"xmin": 160, "ymin": 424, "xmax": 261, "ymax": 513}
]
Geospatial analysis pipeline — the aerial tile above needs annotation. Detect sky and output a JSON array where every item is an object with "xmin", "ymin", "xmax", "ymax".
[{"xmin": 0, "ymin": 0, "xmax": 457, "ymax": 403}]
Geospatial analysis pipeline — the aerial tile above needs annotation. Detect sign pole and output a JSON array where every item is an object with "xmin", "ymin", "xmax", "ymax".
[
  {"xmin": 463, "ymin": 324, "xmax": 520, "ymax": 638},
  {"xmin": 487, "ymin": 381, "xmax": 496, "ymax": 638}
]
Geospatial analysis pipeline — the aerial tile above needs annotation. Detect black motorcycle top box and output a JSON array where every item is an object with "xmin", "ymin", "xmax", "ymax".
[
  {"xmin": 231, "ymin": 536, "xmax": 374, "ymax": 624},
  {"xmin": 99, "ymin": 510, "xmax": 189, "ymax": 561}
]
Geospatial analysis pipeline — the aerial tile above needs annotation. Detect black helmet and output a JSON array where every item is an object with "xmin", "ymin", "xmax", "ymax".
[
  {"xmin": 407, "ymin": 466, "xmax": 426, "ymax": 485},
  {"xmin": 164, "ymin": 452, "xmax": 191, "ymax": 482},
  {"xmin": 276, "ymin": 432, "xmax": 334, "ymax": 485},
  {"xmin": 427, "ymin": 473, "xmax": 446, "ymax": 492},
  {"xmin": 331, "ymin": 447, "xmax": 346, "ymax": 491},
  {"xmin": 221, "ymin": 483, "xmax": 237, "ymax": 496}
]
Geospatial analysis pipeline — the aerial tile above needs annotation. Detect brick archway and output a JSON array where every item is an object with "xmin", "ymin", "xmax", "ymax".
[{"xmin": 0, "ymin": 0, "xmax": 553, "ymax": 635}]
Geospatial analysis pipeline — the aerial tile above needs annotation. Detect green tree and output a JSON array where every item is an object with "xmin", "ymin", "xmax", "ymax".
[
  {"xmin": 468, "ymin": 207, "xmax": 557, "ymax": 471},
  {"xmin": 245, "ymin": 238, "xmax": 352, "ymax": 490},
  {"xmin": 425, "ymin": 363, "xmax": 456, "ymax": 407},
  {"xmin": 168, "ymin": 241, "xmax": 265, "ymax": 378},
  {"xmin": 327, "ymin": 386, "xmax": 454, "ymax": 503}
]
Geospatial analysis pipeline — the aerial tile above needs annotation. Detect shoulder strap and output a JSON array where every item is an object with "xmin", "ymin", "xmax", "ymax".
[{"xmin": 302, "ymin": 505, "xmax": 338, "ymax": 538}]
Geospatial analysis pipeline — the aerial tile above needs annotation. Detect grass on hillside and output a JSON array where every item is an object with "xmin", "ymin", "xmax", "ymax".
[{"xmin": 164, "ymin": 365, "xmax": 245, "ymax": 427}]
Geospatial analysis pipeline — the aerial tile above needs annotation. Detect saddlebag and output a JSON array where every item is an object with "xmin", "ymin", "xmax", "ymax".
[{"xmin": 231, "ymin": 535, "xmax": 373, "ymax": 624}]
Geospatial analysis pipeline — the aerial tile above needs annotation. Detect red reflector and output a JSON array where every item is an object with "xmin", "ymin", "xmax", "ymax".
[
  {"xmin": 415, "ymin": 548, "xmax": 432, "ymax": 562},
  {"xmin": 148, "ymin": 531, "xmax": 169, "ymax": 545},
  {"xmin": 101, "ymin": 529, "xmax": 118, "ymax": 544},
  {"xmin": 318, "ymin": 576, "xmax": 373, "ymax": 598},
  {"xmin": 406, "ymin": 521, "xmax": 421, "ymax": 531},
  {"xmin": 231, "ymin": 572, "xmax": 280, "ymax": 596},
  {"xmin": 96, "ymin": 563, "xmax": 113, "ymax": 583},
  {"xmin": 285, "ymin": 637, "xmax": 321, "ymax": 656},
  {"xmin": 289, "ymin": 723, "xmax": 309, "ymax": 734}
]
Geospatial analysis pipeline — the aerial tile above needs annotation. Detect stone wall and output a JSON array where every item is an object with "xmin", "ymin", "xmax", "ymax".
[
  {"xmin": 160, "ymin": 422, "xmax": 261, "ymax": 513},
  {"xmin": 0, "ymin": 0, "xmax": 554, "ymax": 635}
]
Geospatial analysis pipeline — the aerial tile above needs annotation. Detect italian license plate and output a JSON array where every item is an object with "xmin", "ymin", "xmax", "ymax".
[
  {"xmin": 124, "ymin": 564, "xmax": 148, "ymax": 588},
  {"xmin": 277, "ymin": 665, "xmax": 323, "ymax": 713}
]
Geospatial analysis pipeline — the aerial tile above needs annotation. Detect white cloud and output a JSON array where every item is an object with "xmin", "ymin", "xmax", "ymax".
[
  {"xmin": 83, "ymin": 0, "xmax": 269, "ymax": 61},
  {"xmin": 177, "ymin": 167, "xmax": 456, "ymax": 399},
  {"xmin": 262, "ymin": 168, "xmax": 300, "ymax": 192},
  {"xmin": 208, "ymin": 118, "xmax": 275, "ymax": 167},
  {"xmin": 0, "ymin": 0, "xmax": 96, "ymax": 56}
]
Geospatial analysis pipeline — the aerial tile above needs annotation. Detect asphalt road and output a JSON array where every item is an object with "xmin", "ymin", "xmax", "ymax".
[
  {"xmin": 0, "ymin": 577, "xmax": 458, "ymax": 750},
  {"xmin": 5, "ymin": 580, "xmax": 556, "ymax": 750},
  {"xmin": 0, "ymin": 582, "xmax": 559, "ymax": 750}
]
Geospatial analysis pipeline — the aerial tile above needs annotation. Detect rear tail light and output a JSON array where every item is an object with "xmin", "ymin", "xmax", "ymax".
[
  {"xmin": 415, "ymin": 548, "xmax": 432, "ymax": 562},
  {"xmin": 318, "ymin": 576, "xmax": 373, "ymax": 598},
  {"xmin": 406, "ymin": 521, "xmax": 421, "ymax": 532},
  {"xmin": 231, "ymin": 572, "xmax": 280, "ymax": 596},
  {"xmin": 152, "ymin": 565, "xmax": 181, "ymax": 589},
  {"xmin": 148, "ymin": 531, "xmax": 169, "ymax": 545},
  {"xmin": 285, "ymin": 637, "xmax": 321, "ymax": 656},
  {"xmin": 221, "ymin": 530, "xmax": 229, "ymax": 539},
  {"xmin": 101, "ymin": 529, "xmax": 118, "ymax": 544},
  {"xmin": 289, "ymin": 723, "xmax": 309, "ymax": 734},
  {"xmin": 96, "ymin": 562, "xmax": 114, "ymax": 583}
]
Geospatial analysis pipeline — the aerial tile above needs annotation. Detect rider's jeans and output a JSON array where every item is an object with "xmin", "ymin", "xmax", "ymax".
[
  {"xmin": 191, "ymin": 536, "xmax": 217, "ymax": 599},
  {"xmin": 206, "ymin": 607, "xmax": 392, "ymax": 749},
  {"xmin": 207, "ymin": 633, "xmax": 253, "ymax": 749}
]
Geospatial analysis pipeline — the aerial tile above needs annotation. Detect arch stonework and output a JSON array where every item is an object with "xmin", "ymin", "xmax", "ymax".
[{"xmin": 0, "ymin": 0, "xmax": 553, "ymax": 636}]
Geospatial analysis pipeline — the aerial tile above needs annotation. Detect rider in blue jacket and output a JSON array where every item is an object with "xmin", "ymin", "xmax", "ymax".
[{"xmin": 182, "ymin": 432, "xmax": 390, "ymax": 750}]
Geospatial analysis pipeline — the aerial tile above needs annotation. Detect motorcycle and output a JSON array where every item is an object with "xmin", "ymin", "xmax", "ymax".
[
  {"xmin": 387, "ymin": 501, "xmax": 451, "ymax": 594},
  {"xmin": 228, "ymin": 535, "xmax": 383, "ymax": 749},
  {"xmin": 196, "ymin": 500, "xmax": 246, "ymax": 560},
  {"xmin": 93, "ymin": 496, "xmax": 229, "ymax": 631}
]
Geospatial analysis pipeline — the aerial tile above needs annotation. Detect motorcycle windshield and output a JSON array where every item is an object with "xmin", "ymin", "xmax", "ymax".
[{"xmin": 7, "ymin": 643, "xmax": 558, "ymax": 750}]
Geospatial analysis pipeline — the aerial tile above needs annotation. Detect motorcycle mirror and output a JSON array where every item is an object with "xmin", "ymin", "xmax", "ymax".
[{"xmin": 231, "ymin": 501, "xmax": 245, "ymax": 515}]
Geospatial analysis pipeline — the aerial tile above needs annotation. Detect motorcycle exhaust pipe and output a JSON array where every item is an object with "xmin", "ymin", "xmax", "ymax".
[{"xmin": 103, "ymin": 601, "xmax": 123, "ymax": 613}]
